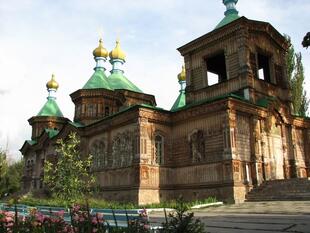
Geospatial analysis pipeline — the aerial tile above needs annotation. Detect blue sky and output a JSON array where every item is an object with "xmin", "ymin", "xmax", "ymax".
[{"xmin": 0, "ymin": 0, "xmax": 309, "ymax": 161}]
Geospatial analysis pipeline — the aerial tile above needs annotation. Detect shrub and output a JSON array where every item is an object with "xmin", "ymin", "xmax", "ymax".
[{"xmin": 161, "ymin": 197, "xmax": 206, "ymax": 233}]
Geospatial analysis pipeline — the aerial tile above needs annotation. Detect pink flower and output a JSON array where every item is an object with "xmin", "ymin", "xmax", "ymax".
[
  {"xmin": 56, "ymin": 210, "xmax": 65, "ymax": 217},
  {"xmin": 91, "ymin": 217, "xmax": 97, "ymax": 225}
]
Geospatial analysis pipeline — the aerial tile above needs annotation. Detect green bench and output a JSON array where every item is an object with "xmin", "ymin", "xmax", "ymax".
[
  {"xmin": 36, "ymin": 206, "xmax": 71, "ymax": 223},
  {"xmin": 0, "ymin": 203, "xmax": 160, "ymax": 231},
  {"xmin": 90, "ymin": 208, "xmax": 147, "ymax": 228},
  {"xmin": 0, "ymin": 203, "xmax": 28, "ymax": 217}
]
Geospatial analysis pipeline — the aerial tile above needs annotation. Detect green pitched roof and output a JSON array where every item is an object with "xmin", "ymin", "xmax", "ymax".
[
  {"xmin": 215, "ymin": 13, "xmax": 240, "ymax": 29},
  {"xmin": 69, "ymin": 121, "xmax": 84, "ymax": 128},
  {"xmin": 171, "ymin": 91, "xmax": 186, "ymax": 112},
  {"xmin": 26, "ymin": 140, "xmax": 37, "ymax": 145},
  {"xmin": 83, "ymin": 69, "xmax": 112, "ymax": 90},
  {"xmin": 108, "ymin": 71, "xmax": 143, "ymax": 93},
  {"xmin": 37, "ymin": 98, "xmax": 64, "ymax": 117},
  {"xmin": 45, "ymin": 128, "xmax": 59, "ymax": 138}
]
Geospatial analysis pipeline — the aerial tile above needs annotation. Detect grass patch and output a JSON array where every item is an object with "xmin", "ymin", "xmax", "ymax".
[{"xmin": 11, "ymin": 195, "xmax": 217, "ymax": 209}]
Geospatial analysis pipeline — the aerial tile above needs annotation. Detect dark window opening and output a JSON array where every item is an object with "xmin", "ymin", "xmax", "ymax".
[
  {"xmin": 105, "ymin": 107, "xmax": 109, "ymax": 116},
  {"xmin": 257, "ymin": 53, "xmax": 271, "ymax": 82},
  {"xmin": 206, "ymin": 53, "xmax": 227, "ymax": 86}
]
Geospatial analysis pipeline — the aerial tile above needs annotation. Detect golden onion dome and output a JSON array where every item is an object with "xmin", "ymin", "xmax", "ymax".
[
  {"xmin": 46, "ymin": 74, "xmax": 59, "ymax": 90},
  {"xmin": 177, "ymin": 65, "xmax": 186, "ymax": 82},
  {"xmin": 109, "ymin": 39, "xmax": 126, "ymax": 61},
  {"xmin": 93, "ymin": 38, "xmax": 109, "ymax": 58}
]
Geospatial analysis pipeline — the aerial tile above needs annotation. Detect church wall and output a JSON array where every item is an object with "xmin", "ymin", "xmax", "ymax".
[
  {"xmin": 159, "ymin": 163, "xmax": 223, "ymax": 186},
  {"xmin": 23, "ymin": 150, "xmax": 36, "ymax": 191},
  {"xmin": 160, "ymin": 186, "xmax": 234, "ymax": 204},
  {"xmin": 235, "ymin": 114, "xmax": 251, "ymax": 161},
  {"xmin": 94, "ymin": 187, "xmax": 139, "ymax": 204},
  {"xmin": 294, "ymin": 128, "xmax": 306, "ymax": 167},
  {"xmin": 306, "ymin": 129, "xmax": 310, "ymax": 176},
  {"xmin": 293, "ymin": 127, "xmax": 307, "ymax": 177},
  {"xmin": 169, "ymin": 111, "xmax": 226, "ymax": 166},
  {"xmin": 89, "ymin": 122, "xmax": 139, "ymax": 186},
  {"xmin": 159, "ymin": 108, "xmax": 235, "ymax": 203},
  {"xmin": 285, "ymin": 126, "xmax": 294, "ymax": 160}
]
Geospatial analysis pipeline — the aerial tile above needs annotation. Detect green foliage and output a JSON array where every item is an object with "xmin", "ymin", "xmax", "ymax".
[
  {"xmin": 300, "ymin": 91, "xmax": 310, "ymax": 116},
  {"xmin": 44, "ymin": 132, "xmax": 95, "ymax": 205},
  {"xmin": 285, "ymin": 35, "xmax": 309, "ymax": 116},
  {"xmin": 0, "ymin": 150, "xmax": 24, "ymax": 198},
  {"xmin": 143, "ymin": 197, "xmax": 217, "ymax": 209},
  {"xmin": 17, "ymin": 195, "xmax": 217, "ymax": 210},
  {"xmin": 285, "ymin": 35, "xmax": 295, "ymax": 84},
  {"xmin": 161, "ymin": 197, "xmax": 206, "ymax": 233},
  {"xmin": 302, "ymin": 32, "xmax": 310, "ymax": 49},
  {"xmin": 0, "ymin": 150, "xmax": 8, "ymax": 181}
]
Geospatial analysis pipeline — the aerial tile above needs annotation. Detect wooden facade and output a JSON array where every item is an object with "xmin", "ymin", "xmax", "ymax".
[{"xmin": 21, "ymin": 17, "xmax": 310, "ymax": 204}]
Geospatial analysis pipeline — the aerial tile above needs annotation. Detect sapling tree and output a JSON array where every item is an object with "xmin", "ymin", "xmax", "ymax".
[{"xmin": 44, "ymin": 132, "xmax": 95, "ymax": 205}]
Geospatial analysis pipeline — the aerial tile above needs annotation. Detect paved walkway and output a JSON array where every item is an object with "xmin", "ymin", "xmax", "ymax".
[{"xmin": 149, "ymin": 201, "xmax": 310, "ymax": 233}]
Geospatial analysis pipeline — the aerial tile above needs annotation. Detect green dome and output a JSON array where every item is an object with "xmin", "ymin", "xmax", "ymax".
[
  {"xmin": 215, "ymin": 13, "xmax": 240, "ymax": 29},
  {"xmin": 37, "ymin": 98, "xmax": 64, "ymax": 117},
  {"xmin": 215, "ymin": 0, "xmax": 240, "ymax": 29},
  {"xmin": 108, "ymin": 71, "xmax": 143, "ymax": 93},
  {"xmin": 171, "ymin": 91, "xmax": 186, "ymax": 112},
  {"xmin": 83, "ymin": 69, "xmax": 112, "ymax": 90}
]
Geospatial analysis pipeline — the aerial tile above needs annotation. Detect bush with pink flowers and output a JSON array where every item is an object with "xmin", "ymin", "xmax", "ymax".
[{"xmin": 0, "ymin": 204, "xmax": 151, "ymax": 233}]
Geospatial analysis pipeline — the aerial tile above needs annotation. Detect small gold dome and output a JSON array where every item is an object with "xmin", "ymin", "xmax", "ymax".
[
  {"xmin": 109, "ymin": 39, "xmax": 126, "ymax": 61},
  {"xmin": 177, "ymin": 65, "xmax": 186, "ymax": 82},
  {"xmin": 93, "ymin": 38, "xmax": 109, "ymax": 58},
  {"xmin": 46, "ymin": 74, "xmax": 59, "ymax": 90}
]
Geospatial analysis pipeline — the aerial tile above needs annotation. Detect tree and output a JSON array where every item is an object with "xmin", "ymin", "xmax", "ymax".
[
  {"xmin": 285, "ymin": 35, "xmax": 309, "ymax": 116},
  {"xmin": 0, "ymin": 150, "xmax": 8, "ymax": 196},
  {"xmin": 285, "ymin": 35, "xmax": 295, "ymax": 84},
  {"xmin": 302, "ymin": 32, "xmax": 310, "ymax": 49},
  {"xmin": 44, "ymin": 132, "xmax": 94, "ymax": 205},
  {"xmin": 0, "ymin": 150, "xmax": 24, "ymax": 198}
]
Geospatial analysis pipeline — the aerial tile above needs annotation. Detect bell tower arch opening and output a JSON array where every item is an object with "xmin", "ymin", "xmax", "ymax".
[
  {"xmin": 205, "ymin": 52, "xmax": 227, "ymax": 86},
  {"xmin": 257, "ymin": 52, "xmax": 271, "ymax": 83}
]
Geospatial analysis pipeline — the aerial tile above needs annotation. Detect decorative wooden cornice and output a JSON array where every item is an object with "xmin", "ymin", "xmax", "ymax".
[
  {"xmin": 138, "ymin": 108, "xmax": 171, "ymax": 125},
  {"xmin": 70, "ymin": 88, "xmax": 121, "ymax": 103},
  {"xmin": 172, "ymin": 98, "xmax": 228, "ymax": 123},
  {"xmin": 28, "ymin": 115, "xmax": 69, "ymax": 125},
  {"xmin": 178, "ymin": 17, "xmax": 288, "ymax": 56},
  {"xmin": 115, "ymin": 89, "xmax": 157, "ymax": 106}
]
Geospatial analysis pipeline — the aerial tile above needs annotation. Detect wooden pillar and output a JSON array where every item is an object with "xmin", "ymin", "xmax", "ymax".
[
  {"xmin": 223, "ymin": 109, "xmax": 237, "ymax": 160},
  {"xmin": 304, "ymin": 129, "xmax": 310, "ymax": 177},
  {"xmin": 250, "ymin": 116, "xmax": 263, "ymax": 186},
  {"xmin": 222, "ymin": 109, "xmax": 237, "ymax": 182},
  {"xmin": 281, "ymin": 124, "xmax": 290, "ymax": 179},
  {"xmin": 289, "ymin": 126, "xmax": 298, "ymax": 178}
]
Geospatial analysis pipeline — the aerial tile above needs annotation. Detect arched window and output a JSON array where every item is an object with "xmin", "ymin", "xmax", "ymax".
[{"xmin": 155, "ymin": 135, "xmax": 164, "ymax": 164}]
